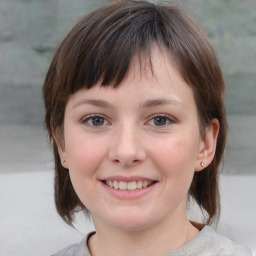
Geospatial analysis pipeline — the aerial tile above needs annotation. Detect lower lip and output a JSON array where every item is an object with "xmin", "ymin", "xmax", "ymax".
[{"xmin": 101, "ymin": 181, "xmax": 157, "ymax": 200}]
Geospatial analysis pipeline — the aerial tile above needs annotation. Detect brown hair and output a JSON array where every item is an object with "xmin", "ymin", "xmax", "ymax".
[{"xmin": 43, "ymin": 0, "xmax": 227, "ymax": 226}]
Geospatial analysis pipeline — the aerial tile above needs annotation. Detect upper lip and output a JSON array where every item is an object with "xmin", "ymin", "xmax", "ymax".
[{"xmin": 100, "ymin": 176, "xmax": 156, "ymax": 182}]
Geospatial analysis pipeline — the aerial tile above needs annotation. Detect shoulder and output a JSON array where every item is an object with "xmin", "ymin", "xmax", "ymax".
[
  {"xmin": 200, "ymin": 226, "xmax": 254, "ymax": 256},
  {"xmin": 51, "ymin": 243, "xmax": 78, "ymax": 256},
  {"xmin": 51, "ymin": 244, "xmax": 77, "ymax": 256},
  {"xmin": 51, "ymin": 232, "xmax": 95, "ymax": 256},
  {"xmin": 170, "ymin": 225, "xmax": 254, "ymax": 256}
]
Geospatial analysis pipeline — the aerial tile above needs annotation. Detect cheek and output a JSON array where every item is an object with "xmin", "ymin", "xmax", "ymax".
[
  {"xmin": 65, "ymin": 134, "xmax": 107, "ymax": 177},
  {"xmin": 147, "ymin": 135, "xmax": 198, "ymax": 208},
  {"xmin": 149, "ymin": 134, "xmax": 199, "ymax": 178},
  {"xmin": 65, "ymin": 136, "xmax": 108, "ymax": 207}
]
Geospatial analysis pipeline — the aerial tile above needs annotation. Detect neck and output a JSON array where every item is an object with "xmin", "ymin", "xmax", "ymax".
[{"xmin": 88, "ymin": 216, "xmax": 199, "ymax": 256}]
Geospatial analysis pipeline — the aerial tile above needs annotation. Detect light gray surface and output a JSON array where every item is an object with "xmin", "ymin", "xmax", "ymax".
[
  {"xmin": 224, "ymin": 115, "xmax": 256, "ymax": 175},
  {"xmin": 0, "ymin": 168, "xmax": 255, "ymax": 256},
  {"xmin": 0, "ymin": 124, "xmax": 255, "ymax": 256}
]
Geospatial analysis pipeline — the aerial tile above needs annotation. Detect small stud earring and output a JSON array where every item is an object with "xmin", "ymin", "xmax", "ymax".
[
  {"xmin": 200, "ymin": 162, "xmax": 205, "ymax": 167},
  {"xmin": 62, "ymin": 159, "xmax": 66, "ymax": 163}
]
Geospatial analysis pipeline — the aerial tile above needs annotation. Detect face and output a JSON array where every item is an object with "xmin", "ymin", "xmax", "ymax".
[{"xmin": 58, "ymin": 49, "xmax": 212, "ymax": 232}]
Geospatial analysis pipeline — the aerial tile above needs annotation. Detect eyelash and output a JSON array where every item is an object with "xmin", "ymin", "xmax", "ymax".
[
  {"xmin": 147, "ymin": 114, "xmax": 175, "ymax": 127},
  {"xmin": 81, "ymin": 114, "xmax": 175, "ymax": 128},
  {"xmin": 81, "ymin": 114, "xmax": 109, "ymax": 127}
]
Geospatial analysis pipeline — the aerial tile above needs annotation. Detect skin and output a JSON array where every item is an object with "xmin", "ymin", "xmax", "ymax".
[{"xmin": 56, "ymin": 48, "xmax": 219, "ymax": 256}]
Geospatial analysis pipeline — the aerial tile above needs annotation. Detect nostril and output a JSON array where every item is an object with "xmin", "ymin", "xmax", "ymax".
[
  {"xmin": 110, "ymin": 157, "xmax": 143, "ymax": 166},
  {"xmin": 108, "ymin": 143, "xmax": 147, "ymax": 166}
]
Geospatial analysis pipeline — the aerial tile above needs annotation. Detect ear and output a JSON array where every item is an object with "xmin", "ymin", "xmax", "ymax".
[
  {"xmin": 195, "ymin": 119, "xmax": 219, "ymax": 172},
  {"xmin": 52, "ymin": 129, "xmax": 69, "ymax": 169}
]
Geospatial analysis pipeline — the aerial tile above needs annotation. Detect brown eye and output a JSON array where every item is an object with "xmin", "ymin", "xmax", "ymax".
[
  {"xmin": 153, "ymin": 116, "xmax": 167, "ymax": 126},
  {"xmin": 91, "ymin": 117, "xmax": 105, "ymax": 126},
  {"xmin": 82, "ymin": 115, "xmax": 108, "ymax": 127},
  {"xmin": 148, "ymin": 114, "xmax": 174, "ymax": 127}
]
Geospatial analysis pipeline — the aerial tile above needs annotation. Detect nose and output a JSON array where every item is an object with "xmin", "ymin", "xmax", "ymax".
[{"xmin": 108, "ymin": 124, "xmax": 147, "ymax": 166}]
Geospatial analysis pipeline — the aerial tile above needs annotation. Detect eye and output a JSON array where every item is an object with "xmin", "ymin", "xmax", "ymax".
[
  {"xmin": 82, "ymin": 115, "xmax": 109, "ymax": 127},
  {"xmin": 147, "ymin": 114, "xmax": 174, "ymax": 127}
]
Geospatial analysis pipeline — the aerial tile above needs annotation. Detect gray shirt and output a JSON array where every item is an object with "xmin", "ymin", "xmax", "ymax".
[{"xmin": 51, "ymin": 226, "xmax": 254, "ymax": 256}]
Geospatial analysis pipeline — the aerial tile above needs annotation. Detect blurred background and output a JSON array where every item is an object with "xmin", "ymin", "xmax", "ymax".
[{"xmin": 0, "ymin": 0, "xmax": 255, "ymax": 255}]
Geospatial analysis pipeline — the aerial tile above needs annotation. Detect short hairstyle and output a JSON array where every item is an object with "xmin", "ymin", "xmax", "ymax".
[{"xmin": 43, "ymin": 0, "xmax": 227, "ymax": 226}]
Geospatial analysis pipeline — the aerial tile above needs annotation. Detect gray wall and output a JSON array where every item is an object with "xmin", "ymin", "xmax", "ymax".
[
  {"xmin": 182, "ymin": 0, "xmax": 256, "ymax": 115},
  {"xmin": 0, "ymin": 0, "xmax": 109, "ymax": 125},
  {"xmin": 182, "ymin": 0, "xmax": 256, "ymax": 174},
  {"xmin": 0, "ymin": 0, "xmax": 255, "ymax": 173}
]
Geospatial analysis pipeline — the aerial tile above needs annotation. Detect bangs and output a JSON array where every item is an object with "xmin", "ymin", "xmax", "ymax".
[{"xmin": 55, "ymin": 1, "xmax": 178, "ymax": 93}]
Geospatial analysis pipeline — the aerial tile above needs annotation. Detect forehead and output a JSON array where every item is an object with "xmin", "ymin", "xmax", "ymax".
[{"xmin": 67, "ymin": 48, "xmax": 196, "ymax": 112}]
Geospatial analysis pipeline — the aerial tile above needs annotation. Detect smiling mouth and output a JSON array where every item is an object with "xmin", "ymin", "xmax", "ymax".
[{"xmin": 102, "ymin": 180, "xmax": 156, "ymax": 191}]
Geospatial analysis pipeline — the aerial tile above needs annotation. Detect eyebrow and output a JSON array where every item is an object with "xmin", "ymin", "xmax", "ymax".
[
  {"xmin": 142, "ymin": 98, "xmax": 184, "ymax": 108},
  {"xmin": 73, "ymin": 99, "xmax": 113, "ymax": 109},
  {"xmin": 72, "ymin": 98, "xmax": 184, "ymax": 109}
]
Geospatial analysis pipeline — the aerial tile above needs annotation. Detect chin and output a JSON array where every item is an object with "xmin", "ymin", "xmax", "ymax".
[{"xmin": 104, "ymin": 209, "xmax": 155, "ymax": 232}]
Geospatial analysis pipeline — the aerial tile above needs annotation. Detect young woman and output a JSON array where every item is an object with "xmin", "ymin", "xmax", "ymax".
[{"xmin": 43, "ymin": 1, "xmax": 254, "ymax": 255}]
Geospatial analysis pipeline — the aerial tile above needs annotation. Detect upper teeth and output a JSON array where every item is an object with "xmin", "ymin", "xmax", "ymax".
[{"xmin": 105, "ymin": 180, "xmax": 153, "ymax": 190}]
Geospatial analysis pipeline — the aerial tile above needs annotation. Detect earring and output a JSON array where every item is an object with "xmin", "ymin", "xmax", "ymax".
[
  {"xmin": 200, "ymin": 162, "xmax": 205, "ymax": 167},
  {"xmin": 62, "ymin": 159, "xmax": 66, "ymax": 163}
]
